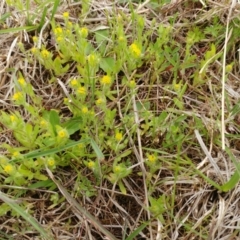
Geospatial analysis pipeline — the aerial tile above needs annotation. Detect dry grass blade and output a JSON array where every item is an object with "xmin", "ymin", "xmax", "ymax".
[
  {"xmin": 46, "ymin": 167, "xmax": 118, "ymax": 240},
  {"xmin": 194, "ymin": 129, "xmax": 224, "ymax": 183},
  {"xmin": 0, "ymin": 191, "xmax": 53, "ymax": 240}
]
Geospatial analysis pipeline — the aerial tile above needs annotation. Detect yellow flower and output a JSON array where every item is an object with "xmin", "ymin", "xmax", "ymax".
[
  {"xmin": 80, "ymin": 27, "xmax": 88, "ymax": 38},
  {"xmin": 129, "ymin": 80, "xmax": 136, "ymax": 88},
  {"xmin": 113, "ymin": 165, "xmax": 122, "ymax": 173},
  {"xmin": 147, "ymin": 154, "xmax": 156, "ymax": 162},
  {"xmin": 115, "ymin": 132, "xmax": 123, "ymax": 141},
  {"xmin": 96, "ymin": 98, "xmax": 103, "ymax": 105},
  {"xmin": 87, "ymin": 53, "xmax": 98, "ymax": 66},
  {"xmin": 77, "ymin": 86, "xmax": 87, "ymax": 95},
  {"xmin": 87, "ymin": 161, "xmax": 95, "ymax": 169},
  {"xmin": 10, "ymin": 115, "xmax": 17, "ymax": 122},
  {"xmin": 31, "ymin": 47, "xmax": 37, "ymax": 53},
  {"xmin": 119, "ymin": 35, "xmax": 126, "ymax": 42},
  {"xmin": 57, "ymin": 36, "xmax": 63, "ymax": 42},
  {"xmin": 173, "ymin": 82, "xmax": 182, "ymax": 92},
  {"xmin": 101, "ymin": 75, "xmax": 111, "ymax": 85},
  {"xmin": 32, "ymin": 36, "xmax": 38, "ymax": 43},
  {"xmin": 63, "ymin": 12, "xmax": 69, "ymax": 18},
  {"xmin": 70, "ymin": 79, "xmax": 78, "ymax": 87},
  {"xmin": 54, "ymin": 27, "xmax": 63, "ymax": 35},
  {"xmin": 67, "ymin": 21, "xmax": 73, "ymax": 29},
  {"xmin": 12, "ymin": 151, "xmax": 20, "ymax": 157},
  {"xmin": 47, "ymin": 158, "xmax": 55, "ymax": 166},
  {"xmin": 12, "ymin": 92, "xmax": 23, "ymax": 101},
  {"xmin": 41, "ymin": 49, "xmax": 50, "ymax": 58},
  {"xmin": 58, "ymin": 129, "xmax": 68, "ymax": 138},
  {"xmin": 4, "ymin": 164, "xmax": 14, "ymax": 174},
  {"xmin": 18, "ymin": 77, "xmax": 26, "ymax": 86},
  {"xmin": 82, "ymin": 106, "xmax": 88, "ymax": 113},
  {"xmin": 40, "ymin": 120, "xmax": 47, "ymax": 127},
  {"xmin": 78, "ymin": 143, "xmax": 84, "ymax": 148},
  {"xmin": 129, "ymin": 43, "xmax": 141, "ymax": 58}
]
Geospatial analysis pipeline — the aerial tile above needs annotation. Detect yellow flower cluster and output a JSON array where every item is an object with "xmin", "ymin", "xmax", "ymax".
[
  {"xmin": 47, "ymin": 158, "xmax": 55, "ymax": 167},
  {"xmin": 41, "ymin": 49, "xmax": 50, "ymax": 58},
  {"xmin": 77, "ymin": 86, "xmax": 87, "ymax": 95},
  {"xmin": 58, "ymin": 129, "xmax": 68, "ymax": 138},
  {"xmin": 80, "ymin": 27, "xmax": 88, "ymax": 38},
  {"xmin": 82, "ymin": 106, "xmax": 88, "ymax": 113},
  {"xmin": 12, "ymin": 92, "xmax": 23, "ymax": 101},
  {"xmin": 129, "ymin": 43, "xmax": 141, "ymax": 58},
  {"xmin": 63, "ymin": 12, "xmax": 69, "ymax": 18},
  {"xmin": 87, "ymin": 161, "xmax": 95, "ymax": 169},
  {"xmin": 18, "ymin": 77, "xmax": 26, "ymax": 86},
  {"xmin": 70, "ymin": 79, "xmax": 78, "ymax": 87},
  {"xmin": 10, "ymin": 115, "xmax": 17, "ymax": 122},
  {"xmin": 147, "ymin": 154, "xmax": 156, "ymax": 162},
  {"xmin": 4, "ymin": 164, "xmax": 14, "ymax": 174},
  {"xmin": 115, "ymin": 132, "xmax": 123, "ymax": 141},
  {"xmin": 101, "ymin": 75, "xmax": 111, "ymax": 85},
  {"xmin": 54, "ymin": 27, "xmax": 63, "ymax": 35}
]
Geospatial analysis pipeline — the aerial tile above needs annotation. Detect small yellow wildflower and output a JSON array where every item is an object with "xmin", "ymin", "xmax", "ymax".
[
  {"xmin": 18, "ymin": 77, "xmax": 26, "ymax": 86},
  {"xmin": 87, "ymin": 54, "xmax": 98, "ymax": 66},
  {"xmin": 87, "ymin": 161, "xmax": 95, "ymax": 169},
  {"xmin": 47, "ymin": 158, "xmax": 55, "ymax": 166},
  {"xmin": 80, "ymin": 27, "xmax": 88, "ymax": 38},
  {"xmin": 12, "ymin": 92, "xmax": 23, "ymax": 101},
  {"xmin": 147, "ymin": 154, "xmax": 156, "ymax": 162},
  {"xmin": 41, "ymin": 49, "xmax": 50, "ymax": 58},
  {"xmin": 32, "ymin": 36, "xmax": 38, "ymax": 43},
  {"xmin": 10, "ymin": 115, "xmax": 17, "ymax": 122},
  {"xmin": 173, "ymin": 83, "xmax": 181, "ymax": 92},
  {"xmin": 63, "ymin": 98, "xmax": 69, "ymax": 104},
  {"xmin": 100, "ymin": 75, "xmax": 111, "ymax": 85},
  {"xmin": 113, "ymin": 165, "xmax": 122, "ymax": 173},
  {"xmin": 57, "ymin": 36, "xmax": 63, "ymax": 42},
  {"xmin": 70, "ymin": 79, "xmax": 78, "ymax": 87},
  {"xmin": 115, "ymin": 132, "xmax": 123, "ymax": 141},
  {"xmin": 82, "ymin": 106, "xmax": 88, "ymax": 113},
  {"xmin": 129, "ymin": 80, "xmax": 136, "ymax": 88},
  {"xmin": 12, "ymin": 151, "xmax": 20, "ymax": 158},
  {"xmin": 118, "ymin": 36, "xmax": 125, "ymax": 42},
  {"xmin": 58, "ymin": 129, "xmax": 68, "ymax": 138},
  {"xmin": 226, "ymin": 64, "xmax": 233, "ymax": 73},
  {"xmin": 40, "ymin": 120, "xmax": 47, "ymax": 127},
  {"xmin": 63, "ymin": 12, "xmax": 69, "ymax": 18},
  {"xmin": 96, "ymin": 98, "xmax": 104, "ymax": 105},
  {"xmin": 31, "ymin": 47, "xmax": 37, "ymax": 53},
  {"xmin": 129, "ymin": 43, "xmax": 141, "ymax": 58},
  {"xmin": 67, "ymin": 21, "xmax": 73, "ymax": 28},
  {"xmin": 77, "ymin": 86, "xmax": 87, "ymax": 95},
  {"xmin": 78, "ymin": 143, "xmax": 84, "ymax": 148},
  {"xmin": 4, "ymin": 164, "xmax": 14, "ymax": 174},
  {"xmin": 54, "ymin": 27, "xmax": 63, "ymax": 35}
]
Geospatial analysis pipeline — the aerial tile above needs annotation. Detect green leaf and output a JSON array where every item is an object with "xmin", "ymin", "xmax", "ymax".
[
  {"xmin": 126, "ymin": 221, "xmax": 148, "ymax": 240},
  {"xmin": 28, "ymin": 179, "xmax": 56, "ymax": 189},
  {"xmin": 90, "ymin": 139, "xmax": 104, "ymax": 161},
  {"xmin": 62, "ymin": 116, "xmax": 82, "ymax": 135},
  {"xmin": 100, "ymin": 57, "xmax": 115, "ymax": 73},
  {"xmin": 50, "ymin": 0, "xmax": 60, "ymax": 20},
  {"xmin": 0, "ymin": 25, "xmax": 37, "ymax": 34},
  {"xmin": 220, "ymin": 148, "xmax": 240, "ymax": 192},
  {"xmin": 118, "ymin": 180, "xmax": 127, "ymax": 195},
  {"xmin": 49, "ymin": 110, "xmax": 60, "ymax": 134},
  {"xmin": 19, "ymin": 139, "xmax": 90, "ymax": 160}
]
